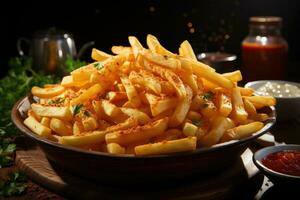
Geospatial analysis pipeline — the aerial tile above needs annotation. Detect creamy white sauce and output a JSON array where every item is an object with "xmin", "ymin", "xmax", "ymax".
[{"xmin": 256, "ymin": 82, "xmax": 300, "ymax": 97}]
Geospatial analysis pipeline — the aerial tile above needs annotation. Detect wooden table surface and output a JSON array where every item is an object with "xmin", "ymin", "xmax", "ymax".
[{"xmin": 1, "ymin": 119, "xmax": 300, "ymax": 200}]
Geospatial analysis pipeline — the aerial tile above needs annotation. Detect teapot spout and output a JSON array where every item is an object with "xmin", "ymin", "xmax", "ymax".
[{"xmin": 76, "ymin": 41, "xmax": 95, "ymax": 59}]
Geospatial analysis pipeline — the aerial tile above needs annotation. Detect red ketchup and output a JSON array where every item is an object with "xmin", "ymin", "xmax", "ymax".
[
  {"xmin": 262, "ymin": 150, "xmax": 300, "ymax": 176},
  {"xmin": 242, "ymin": 43, "xmax": 288, "ymax": 82}
]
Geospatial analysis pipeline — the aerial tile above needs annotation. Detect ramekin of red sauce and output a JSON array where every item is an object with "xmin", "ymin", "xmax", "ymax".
[
  {"xmin": 262, "ymin": 150, "xmax": 300, "ymax": 176},
  {"xmin": 253, "ymin": 145, "xmax": 300, "ymax": 185}
]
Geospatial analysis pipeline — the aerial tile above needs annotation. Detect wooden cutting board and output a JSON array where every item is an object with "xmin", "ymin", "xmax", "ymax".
[{"xmin": 15, "ymin": 139, "xmax": 263, "ymax": 200}]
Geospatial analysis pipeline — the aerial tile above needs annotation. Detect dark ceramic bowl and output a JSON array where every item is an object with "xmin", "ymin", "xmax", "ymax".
[
  {"xmin": 12, "ymin": 95, "xmax": 276, "ymax": 185},
  {"xmin": 253, "ymin": 144, "xmax": 300, "ymax": 186},
  {"xmin": 245, "ymin": 80, "xmax": 300, "ymax": 121}
]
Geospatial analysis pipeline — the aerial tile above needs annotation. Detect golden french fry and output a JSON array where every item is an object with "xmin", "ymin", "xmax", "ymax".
[
  {"xmin": 129, "ymin": 70, "xmax": 161, "ymax": 95},
  {"xmin": 61, "ymin": 75, "xmax": 88, "ymax": 88},
  {"xmin": 147, "ymin": 63, "xmax": 187, "ymax": 99},
  {"xmin": 217, "ymin": 93, "xmax": 232, "ymax": 117},
  {"xmin": 145, "ymin": 93, "xmax": 177, "ymax": 117},
  {"xmin": 240, "ymin": 87, "xmax": 254, "ymax": 96},
  {"xmin": 180, "ymin": 58, "xmax": 234, "ymax": 89},
  {"xmin": 120, "ymin": 76, "xmax": 141, "ymax": 108},
  {"xmin": 71, "ymin": 64, "xmax": 97, "ymax": 82},
  {"xmin": 31, "ymin": 85, "xmax": 65, "ymax": 98},
  {"xmin": 169, "ymin": 85, "xmax": 193, "ymax": 127},
  {"xmin": 201, "ymin": 101, "xmax": 217, "ymax": 118},
  {"xmin": 82, "ymin": 117, "xmax": 98, "ymax": 131},
  {"xmin": 199, "ymin": 116, "xmax": 235, "ymax": 147},
  {"xmin": 101, "ymin": 99, "xmax": 121, "ymax": 118},
  {"xmin": 50, "ymin": 118, "xmax": 72, "ymax": 136},
  {"xmin": 121, "ymin": 108, "xmax": 150, "ymax": 125},
  {"xmin": 107, "ymin": 143, "xmax": 126, "ymax": 154},
  {"xmin": 178, "ymin": 69, "xmax": 198, "ymax": 94},
  {"xmin": 111, "ymin": 46, "xmax": 132, "ymax": 55},
  {"xmin": 105, "ymin": 118, "xmax": 168, "ymax": 145},
  {"xmin": 128, "ymin": 36, "xmax": 144, "ymax": 58},
  {"xmin": 179, "ymin": 40, "xmax": 197, "ymax": 61},
  {"xmin": 59, "ymin": 130, "xmax": 107, "ymax": 146},
  {"xmin": 91, "ymin": 48, "xmax": 112, "ymax": 61},
  {"xmin": 141, "ymin": 49, "xmax": 181, "ymax": 70},
  {"xmin": 146, "ymin": 34, "xmax": 176, "ymax": 57},
  {"xmin": 243, "ymin": 98, "xmax": 257, "ymax": 116},
  {"xmin": 182, "ymin": 122, "xmax": 199, "ymax": 137},
  {"xmin": 24, "ymin": 116, "xmax": 51, "ymax": 137},
  {"xmin": 244, "ymin": 96, "xmax": 276, "ymax": 107},
  {"xmin": 230, "ymin": 87, "xmax": 248, "ymax": 123},
  {"xmin": 31, "ymin": 104, "xmax": 73, "ymax": 121},
  {"xmin": 73, "ymin": 121, "xmax": 84, "ymax": 135},
  {"xmin": 70, "ymin": 84, "xmax": 103, "ymax": 106},
  {"xmin": 220, "ymin": 121, "xmax": 264, "ymax": 142},
  {"xmin": 135, "ymin": 136, "xmax": 197, "ymax": 155},
  {"xmin": 40, "ymin": 117, "xmax": 50, "ymax": 127},
  {"xmin": 222, "ymin": 70, "xmax": 242, "ymax": 82},
  {"xmin": 160, "ymin": 81, "xmax": 176, "ymax": 95},
  {"xmin": 28, "ymin": 109, "xmax": 42, "ymax": 121}
]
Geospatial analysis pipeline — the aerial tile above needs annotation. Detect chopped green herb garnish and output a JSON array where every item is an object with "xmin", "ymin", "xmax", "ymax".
[
  {"xmin": 84, "ymin": 110, "xmax": 91, "ymax": 117},
  {"xmin": 0, "ymin": 172, "xmax": 26, "ymax": 197},
  {"xmin": 73, "ymin": 104, "xmax": 83, "ymax": 115},
  {"xmin": 191, "ymin": 119, "xmax": 203, "ymax": 127},
  {"xmin": 94, "ymin": 62, "xmax": 104, "ymax": 70},
  {"xmin": 202, "ymin": 91, "xmax": 214, "ymax": 101},
  {"xmin": 48, "ymin": 97, "xmax": 65, "ymax": 105}
]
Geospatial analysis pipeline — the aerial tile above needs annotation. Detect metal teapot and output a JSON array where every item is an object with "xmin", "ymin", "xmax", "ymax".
[{"xmin": 17, "ymin": 27, "xmax": 94, "ymax": 74}]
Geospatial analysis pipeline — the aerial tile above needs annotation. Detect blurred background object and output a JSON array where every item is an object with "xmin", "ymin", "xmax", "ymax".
[
  {"xmin": 1, "ymin": 0, "xmax": 300, "ymax": 81},
  {"xmin": 198, "ymin": 52, "xmax": 237, "ymax": 73},
  {"xmin": 17, "ymin": 28, "xmax": 94, "ymax": 75},
  {"xmin": 241, "ymin": 16, "xmax": 288, "ymax": 82}
]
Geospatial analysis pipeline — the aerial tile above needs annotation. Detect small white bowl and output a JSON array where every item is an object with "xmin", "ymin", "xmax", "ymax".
[{"xmin": 245, "ymin": 80, "xmax": 300, "ymax": 121}]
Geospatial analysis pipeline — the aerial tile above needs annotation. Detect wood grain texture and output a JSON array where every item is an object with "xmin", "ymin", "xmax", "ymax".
[{"xmin": 15, "ymin": 138, "xmax": 264, "ymax": 200}]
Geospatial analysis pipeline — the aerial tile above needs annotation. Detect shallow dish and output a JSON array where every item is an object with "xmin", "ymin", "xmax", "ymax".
[
  {"xmin": 12, "ymin": 95, "xmax": 276, "ymax": 184},
  {"xmin": 253, "ymin": 144, "xmax": 300, "ymax": 186},
  {"xmin": 245, "ymin": 80, "xmax": 300, "ymax": 121}
]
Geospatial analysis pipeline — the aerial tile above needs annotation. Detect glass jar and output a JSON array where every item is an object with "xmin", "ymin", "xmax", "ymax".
[{"xmin": 242, "ymin": 16, "xmax": 288, "ymax": 82}]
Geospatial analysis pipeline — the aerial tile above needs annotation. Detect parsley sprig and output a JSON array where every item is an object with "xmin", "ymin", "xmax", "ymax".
[
  {"xmin": 0, "ymin": 172, "xmax": 26, "ymax": 197},
  {"xmin": 0, "ymin": 57, "xmax": 58, "ymax": 168}
]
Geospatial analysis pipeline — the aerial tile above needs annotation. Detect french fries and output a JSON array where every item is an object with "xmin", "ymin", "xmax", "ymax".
[
  {"xmin": 24, "ymin": 34, "xmax": 275, "ymax": 156},
  {"xmin": 31, "ymin": 85, "xmax": 65, "ymax": 98},
  {"xmin": 24, "ymin": 116, "xmax": 51, "ymax": 137}
]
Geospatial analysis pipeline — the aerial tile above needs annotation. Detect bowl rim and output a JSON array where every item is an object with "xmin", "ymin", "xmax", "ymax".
[
  {"xmin": 12, "ymin": 95, "xmax": 276, "ymax": 159},
  {"xmin": 244, "ymin": 80, "xmax": 300, "ymax": 99},
  {"xmin": 253, "ymin": 144, "xmax": 300, "ymax": 179}
]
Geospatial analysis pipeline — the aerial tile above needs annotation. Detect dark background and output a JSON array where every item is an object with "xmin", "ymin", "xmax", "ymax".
[{"xmin": 1, "ymin": 0, "xmax": 300, "ymax": 80}]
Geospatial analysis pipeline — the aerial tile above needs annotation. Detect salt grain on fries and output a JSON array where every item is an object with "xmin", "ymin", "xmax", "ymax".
[{"xmin": 24, "ymin": 34, "xmax": 276, "ymax": 156}]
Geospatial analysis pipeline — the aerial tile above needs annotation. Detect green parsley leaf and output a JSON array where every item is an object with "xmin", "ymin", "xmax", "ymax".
[
  {"xmin": 64, "ymin": 56, "xmax": 87, "ymax": 73},
  {"xmin": 73, "ymin": 104, "xmax": 83, "ymax": 115},
  {"xmin": 0, "ymin": 172, "xmax": 26, "ymax": 197},
  {"xmin": 94, "ymin": 62, "xmax": 104, "ymax": 70},
  {"xmin": 202, "ymin": 91, "xmax": 214, "ymax": 101},
  {"xmin": 191, "ymin": 119, "xmax": 203, "ymax": 127},
  {"xmin": 4, "ymin": 144, "xmax": 16, "ymax": 154}
]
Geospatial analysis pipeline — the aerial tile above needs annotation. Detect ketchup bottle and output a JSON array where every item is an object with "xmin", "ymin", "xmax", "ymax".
[{"xmin": 242, "ymin": 16, "xmax": 288, "ymax": 82}]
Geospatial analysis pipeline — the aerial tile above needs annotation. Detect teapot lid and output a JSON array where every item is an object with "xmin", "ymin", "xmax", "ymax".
[{"xmin": 33, "ymin": 27, "xmax": 73, "ymax": 39}]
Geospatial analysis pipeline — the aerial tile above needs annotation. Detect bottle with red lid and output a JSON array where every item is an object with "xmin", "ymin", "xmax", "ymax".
[{"xmin": 242, "ymin": 16, "xmax": 288, "ymax": 82}]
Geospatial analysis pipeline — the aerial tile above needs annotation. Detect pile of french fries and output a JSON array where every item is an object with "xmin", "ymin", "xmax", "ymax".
[{"xmin": 23, "ymin": 34, "xmax": 276, "ymax": 156}]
